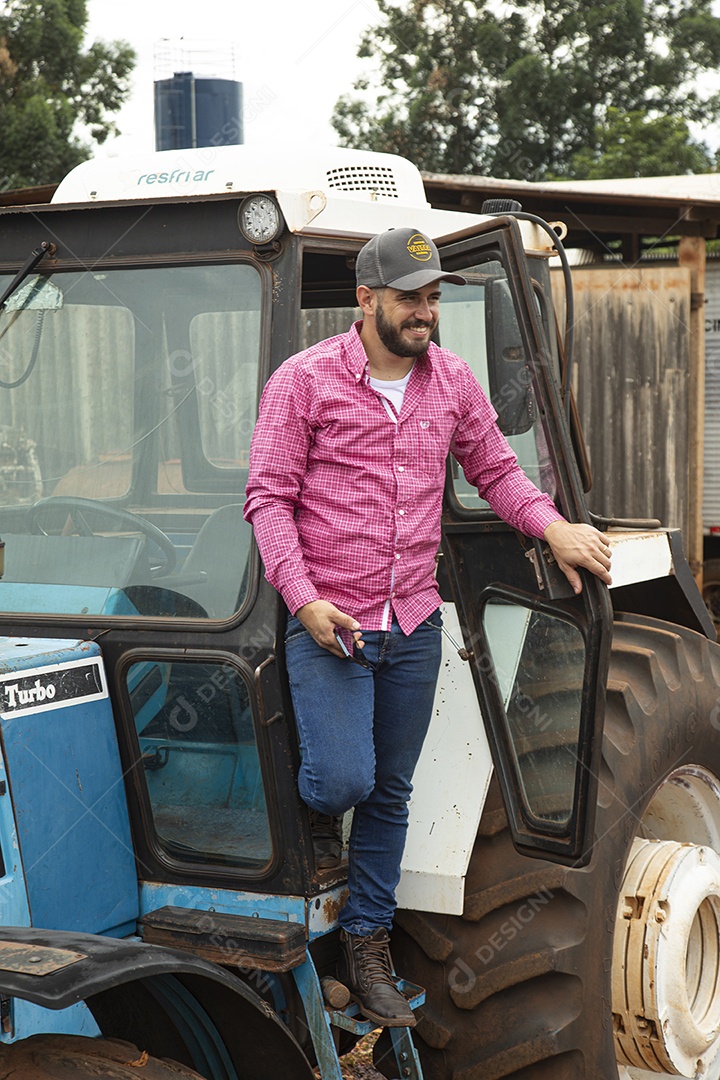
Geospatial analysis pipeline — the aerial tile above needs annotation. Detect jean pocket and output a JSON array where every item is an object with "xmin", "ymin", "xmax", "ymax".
[
  {"xmin": 284, "ymin": 616, "xmax": 309, "ymax": 644},
  {"xmin": 422, "ymin": 608, "xmax": 443, "ymax": 629}
]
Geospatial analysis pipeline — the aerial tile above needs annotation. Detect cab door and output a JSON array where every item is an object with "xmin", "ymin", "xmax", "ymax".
[{"xmin": 437, "ymin": 221, "xmax": 612, "ymax": 866}]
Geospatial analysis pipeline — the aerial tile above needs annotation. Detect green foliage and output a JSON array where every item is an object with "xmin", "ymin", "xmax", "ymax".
[
  {"xmin": 332, "ymin": 0, "xmax": 720, "ymax": 179},
  {"xmin": 0, "ymin": 0, "xmax": 135, "ymax": 188},
  {"xmin": 566, "ymin": 109, "xmax": 713, "ymax": 178}
]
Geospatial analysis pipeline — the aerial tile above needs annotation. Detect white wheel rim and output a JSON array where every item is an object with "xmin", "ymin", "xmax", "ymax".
[{"xmin": 614, "ymin": 766, "xmax": 720, "ymax": 1078}]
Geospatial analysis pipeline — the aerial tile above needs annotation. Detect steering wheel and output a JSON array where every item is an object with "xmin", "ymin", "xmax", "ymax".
[{"xmin": 27, "ymin": 496, "xmax": 177, "ymax": 576}]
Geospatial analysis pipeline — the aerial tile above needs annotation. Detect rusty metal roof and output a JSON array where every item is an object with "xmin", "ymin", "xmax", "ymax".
[
  {"xmin": 0, "ymin": 184, "xmax": 57, "ymax": 207},
  {"xmin": 422, "ymin": 171, "xmax": 720, "ymax": 256}
]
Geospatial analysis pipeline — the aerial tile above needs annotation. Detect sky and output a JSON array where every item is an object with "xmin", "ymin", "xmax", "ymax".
[
  {"xmin": 81, "ymin": 0, "xmax": 720, "ymax": 170},
  {"xmin": 85, "ymin": 0, "xmax": 379, "ymax": 158}
]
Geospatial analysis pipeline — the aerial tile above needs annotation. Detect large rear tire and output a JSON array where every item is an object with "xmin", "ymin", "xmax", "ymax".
[
  {"xmin": 703, "ymin": 558, "xmax": 720, "ymax": 634},
  {"xmin": 390, "ymin": 614, "xmax": 720, "ymax": 1079},
  {"xmin": 0, "ymin": 1034, "xmax": 206, "ymax": 1079}
]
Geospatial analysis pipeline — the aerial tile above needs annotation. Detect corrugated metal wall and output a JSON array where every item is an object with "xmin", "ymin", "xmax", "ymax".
[
  {"xmin": 0, "ymin": 305, "xmax": 135, "ymax": 498},
  {"xmin": 704, "ymin": 263, "xmax": 720, "ymax": 531},
  {"xmin": 553, "ymin": 266, "xmax": 692, "ymax": 538},
  {"xmin": 0, "ymin": 305, "xmax": 265, "ymax": 497}
]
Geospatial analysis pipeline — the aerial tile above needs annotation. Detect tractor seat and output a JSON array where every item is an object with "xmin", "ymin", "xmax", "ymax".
[{"xmin": 164, "ymin": 504, "xmax": 253, "ymax": 619}]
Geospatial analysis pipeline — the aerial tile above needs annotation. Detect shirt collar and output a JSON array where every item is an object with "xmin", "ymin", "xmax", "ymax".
[{"xmin": 344, "ymin": 321, "xmax": 434, "ymax": 382}]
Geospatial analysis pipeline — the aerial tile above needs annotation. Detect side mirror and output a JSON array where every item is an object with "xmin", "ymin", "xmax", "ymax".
[{"xmin": 485, "ymin": 278, "xmax": 534, "ymax": 435}]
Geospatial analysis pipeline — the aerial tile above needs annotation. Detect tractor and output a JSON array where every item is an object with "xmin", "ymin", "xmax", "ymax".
[{"xmin": 0, "ymin": 145, "xmax": 716, "ymax": 1080}]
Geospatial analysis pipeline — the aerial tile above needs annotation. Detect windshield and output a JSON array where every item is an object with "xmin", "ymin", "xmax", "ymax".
[{"xmin": 0, "ymin": 263, "xmax": 262, "ymax": 620}]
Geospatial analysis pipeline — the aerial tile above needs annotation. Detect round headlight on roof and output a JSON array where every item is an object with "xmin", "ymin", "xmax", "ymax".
[{"xmin": 238, "ymin": 194, "xmax": 283, "ymax": 244}]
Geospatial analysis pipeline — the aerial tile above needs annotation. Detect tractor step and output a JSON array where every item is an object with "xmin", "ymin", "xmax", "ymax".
[
  {"xmin": 292, "ymin": 949, "xmax": 425, "ymax": 1080},
  {"xmin": 325, "ymin": 977, "xmax": 425, "ymax": 1034},
  {"xmin": 141, "ymin": 905, "xmax": 307, "ymax": 971}
]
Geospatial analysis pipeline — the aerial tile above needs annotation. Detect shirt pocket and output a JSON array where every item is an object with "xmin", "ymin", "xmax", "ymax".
[{"xmin": 405, "ymin": 418, "xmax": 453, "ymax": 480}]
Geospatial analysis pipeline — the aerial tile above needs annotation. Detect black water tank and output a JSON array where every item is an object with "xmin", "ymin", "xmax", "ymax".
[{"xmin": 154, "ymin": 72, "xmax": 243, "ymax": 150}]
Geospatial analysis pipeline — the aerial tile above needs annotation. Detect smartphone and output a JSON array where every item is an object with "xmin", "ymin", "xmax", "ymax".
[
  {"xmin": 333, "ymin": 629, "xmax": 352, "ymax": 658},
  {"xmin": 333, "ymin": 628, "xmax": 373, "ymax": 670}
]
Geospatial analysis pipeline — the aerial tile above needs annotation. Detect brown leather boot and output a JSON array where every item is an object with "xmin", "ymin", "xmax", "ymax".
[
  {"xmin": 338, "ymin": 927, "xmax": 416, "ymax": 1028},
  {"xmin": 309, "ymin": 810, "xmax": 343, "ymax": 869}
]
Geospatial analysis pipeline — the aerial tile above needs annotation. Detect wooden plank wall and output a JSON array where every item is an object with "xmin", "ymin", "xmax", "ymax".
[{"xmin": 552, "ymin": 266, "xmax": 692, "ymax": 539}]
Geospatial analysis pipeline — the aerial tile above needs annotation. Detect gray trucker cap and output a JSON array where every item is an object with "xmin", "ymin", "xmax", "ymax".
[{"xmin": 355, "ymin": 228, "xmax": 466, "ymax": 291}]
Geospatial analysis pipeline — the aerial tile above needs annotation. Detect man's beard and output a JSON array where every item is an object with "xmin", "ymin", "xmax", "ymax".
[{"xmin": 375, "ymin": 301, "xmax": 436, "ymax": 359}]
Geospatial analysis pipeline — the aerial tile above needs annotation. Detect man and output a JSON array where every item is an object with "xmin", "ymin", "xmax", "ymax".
[{"xmin": 244, "ymin": 227, "xmax": 612, "ymax": 1029}]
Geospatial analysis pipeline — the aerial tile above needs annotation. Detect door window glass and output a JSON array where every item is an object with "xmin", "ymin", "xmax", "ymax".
[
  {"xmin": 128, "ymin": 659, "xmax": 272, "ymax": 867},
  {"xmin": 482, "ymin": 597, "xmax": 586, "ymax": 827},
  {"xmin": 439, "ymin": 260, "xmax": 556, "ymax": 508}
]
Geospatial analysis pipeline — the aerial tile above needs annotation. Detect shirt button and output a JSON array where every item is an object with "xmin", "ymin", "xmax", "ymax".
[
  {"xmin": 355, "ymin": 373, "xmax": 361, "ymax": 380},
  {"xmin": 395, "ymin": 553, "xmax": 401, "ymax": 560},
  {"xmin": 398, "ymin": 509, "xmax": 405, "ymax": 516},
  {"xmin": 397, "ymin": 465, "xmax": 405, "ymax": 472}
]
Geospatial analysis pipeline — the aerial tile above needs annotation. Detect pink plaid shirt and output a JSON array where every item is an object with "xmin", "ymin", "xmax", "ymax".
[{"xmin": 244, "ymin": 323, "xmax": 563, "ymax": 633}]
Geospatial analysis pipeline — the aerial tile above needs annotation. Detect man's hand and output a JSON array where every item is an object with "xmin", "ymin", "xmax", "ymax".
[
  {"xmin": 295, "ymin": 599, "xmax": 364, "ymax": 657},
  {"xmin": 543, "ymin": 520, "xmax": 612, "ymax": 594}
]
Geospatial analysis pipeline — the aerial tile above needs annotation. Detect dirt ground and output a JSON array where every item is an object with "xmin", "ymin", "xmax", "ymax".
[{"xmin": 315, "ymin": 1030, "xmax": 385, "ymax": 1079}]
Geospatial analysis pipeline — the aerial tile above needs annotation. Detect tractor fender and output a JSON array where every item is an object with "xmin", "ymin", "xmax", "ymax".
[
  {"xmin": 0, "ymin": 926, "xmax": 314, "ymax": 1079},
  {"xmin": 609, "ymin": 528, "xmax": 716, "ymax": 639}
]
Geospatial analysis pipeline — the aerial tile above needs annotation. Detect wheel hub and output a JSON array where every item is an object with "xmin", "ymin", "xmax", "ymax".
[
  {"xmin": 614, "ymin": 838, "xmax": 720, "ymax": 1074},
  {"xmin": 614, "ymin": 767, "xmax": 720, "ymax": 1077}
]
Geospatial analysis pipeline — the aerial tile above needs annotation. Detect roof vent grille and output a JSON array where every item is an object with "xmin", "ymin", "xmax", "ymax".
[{"xmin": 326, "ymin": 165, "xmax": 399, "ymax": 198}]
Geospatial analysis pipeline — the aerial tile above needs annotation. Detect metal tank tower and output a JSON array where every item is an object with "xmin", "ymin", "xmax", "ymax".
[{"xmin": 154, "ymin": 41, "xmax": 243, "ymax": 150}]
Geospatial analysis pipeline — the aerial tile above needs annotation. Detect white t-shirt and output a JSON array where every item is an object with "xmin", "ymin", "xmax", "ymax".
[
  {"xmin": 369, "ymin": 367, "xmax": 414, "ymax": 422},
  {"xmin": 369, "ymin": 367, "xmax": 415, "ymax": 627}
]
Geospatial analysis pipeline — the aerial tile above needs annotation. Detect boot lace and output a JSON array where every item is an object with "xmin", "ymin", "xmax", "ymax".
[
  {"xmin": 355, "ymin": 935, "xmax": 396, "ymax": 987},
  {"xmin": 309, "ymin": 810, "xmax": 341, "ymax": 842}
]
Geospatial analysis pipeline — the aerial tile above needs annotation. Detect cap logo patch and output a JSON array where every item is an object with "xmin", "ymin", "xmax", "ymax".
[{"xmin": 406, "ymin": 234, "xmax": 433, "ymax": 262}]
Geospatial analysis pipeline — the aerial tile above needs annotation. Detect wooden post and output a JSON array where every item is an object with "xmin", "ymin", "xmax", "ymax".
[{"xmin": 678, "ymin": 236, "xmax": 706, "ymax": 588}]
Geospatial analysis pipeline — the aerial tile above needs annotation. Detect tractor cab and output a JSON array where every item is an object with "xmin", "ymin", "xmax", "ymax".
[{"xmin": 0, "ymin": 146, "xmax": 614, "ymax": 902}]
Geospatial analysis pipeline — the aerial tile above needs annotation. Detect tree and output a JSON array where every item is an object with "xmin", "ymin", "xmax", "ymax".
[
  {"xmin": 568, "ymin": 108, "xmax": 712, "ymax": 178},
  {"xmin": 331, "ymin": 0, "xmax": 720, "ymax": 180},
  {"xmin": 0, "ymin": 0, "xmax": 135, "ymax": 189}
]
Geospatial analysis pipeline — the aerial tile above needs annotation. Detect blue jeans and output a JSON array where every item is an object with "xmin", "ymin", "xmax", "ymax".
[{"xmin": 284, "ymin": 610, "xmax": 442, "ymax": 936}]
